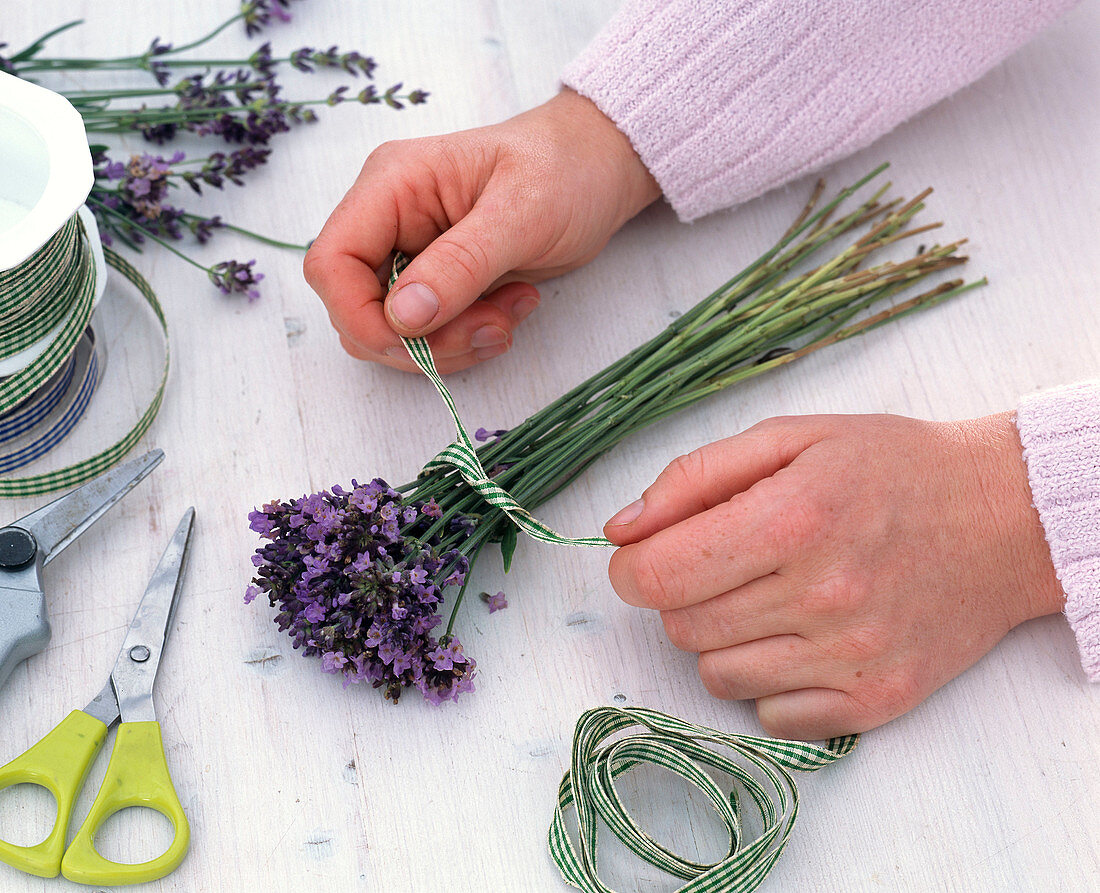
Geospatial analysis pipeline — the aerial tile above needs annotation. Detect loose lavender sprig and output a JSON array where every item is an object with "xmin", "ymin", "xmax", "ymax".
[
  {"xmin": 2, "ymin": 2, "xmax": 304, "ymax": 80},
  {"xmin": 88, "ymin": 147, "xmax": 304, "ymax": 265},
  {"xmin": 67, "ymin": 69, "xmax": 424, "ymax": 144},
  {"xmin": 2, "ymin": 4, "xmax": 428, "ymax": 299},
  {"xmin": 247, "ymin": 166, "xmax": 985, "ymax": 704}
]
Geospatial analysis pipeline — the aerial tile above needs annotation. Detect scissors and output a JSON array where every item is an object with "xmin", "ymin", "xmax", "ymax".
[
  {"xmin": 0, "ymin": 508, "xmax": 194, "ymax": 885},
  {"xmin": 0, "ymin": 449, "xmax": 163, "ymax": 691}
]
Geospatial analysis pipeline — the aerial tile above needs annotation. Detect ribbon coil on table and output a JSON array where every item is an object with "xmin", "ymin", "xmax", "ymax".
[{"xmin": 550, "ymin": 707, "xmax": 858, "ymax": 892}]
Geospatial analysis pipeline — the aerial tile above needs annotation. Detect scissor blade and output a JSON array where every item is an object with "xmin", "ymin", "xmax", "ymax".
[
  {"xmin": 110, "ymin": 508, "xmax": 194, "ymax": 723},
  {"xmin": 83, "ymin": 678, "xmax": 122, "ymax": 728},
  {"xmin": 13, "ymin": 450, "xmax": 164, "ymax": 565}
]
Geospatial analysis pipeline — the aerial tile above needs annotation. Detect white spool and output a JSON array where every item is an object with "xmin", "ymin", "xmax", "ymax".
[{"xmin": 0, "ymin": 70, "xmax": 107, "ymax": 376}]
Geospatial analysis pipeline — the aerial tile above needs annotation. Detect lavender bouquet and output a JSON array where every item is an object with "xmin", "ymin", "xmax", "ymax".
[
  {"xmin": 1, "ymin": 1, "xmax": 426, "ymax": 298},
  {"xmin": 246, "ymin": 167, "xmax": 983, "ymax": 704}
]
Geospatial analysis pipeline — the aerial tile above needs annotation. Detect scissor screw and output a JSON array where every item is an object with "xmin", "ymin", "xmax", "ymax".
[
  {"xmin": 0, "ymin": 528, "xmax": 37, "ymax": 569},
  {"xmin": 129, "ymin": 645, "xmax": 151, "ymax": 662}
]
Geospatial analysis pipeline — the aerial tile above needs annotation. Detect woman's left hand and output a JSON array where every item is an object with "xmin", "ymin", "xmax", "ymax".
[{"xmin": 604, "ymin": 412, "xmax": 1065, "ymax": 740}]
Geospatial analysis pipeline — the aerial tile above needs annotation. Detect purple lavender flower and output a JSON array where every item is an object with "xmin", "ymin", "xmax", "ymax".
[
  {"xmin": 289, "ymin": 47, "xmax": 314, "ymax": 73},
  {"xmin": 209, "ymin": 259, "xmax": 265, "ymax": 300},
  {"xmin": 426, "ymin": 643, "xmax": 454, "ymax": 671},
  {"xmin": 189, "ymin": 215, "xmax": 225, "ymax": 244},
  {"xmin": 124, "ymin": 152, "xmax": 181, "ymax": 219},
  {"xmin": 321, "ymin": 651, "xmax": 347, "ymax": 673},
  {"xmin": 101, "ymin": 160, "xmax": 127, "ymax": 180},
  {"xmin": 301, "ymin": 554, "xmax": 330, "ymax": 582},
  {"xmin": 289, "ymin": 45, "xmax": 377, "ymax": 77},
  {"xmin": 241, "ymin": 0, "xmax": 296, "ymax": 38},
  {"xmin": 481, "ymin": 591, "xmax": 508, "ymax": 613},
  {"xmin": 249, "ymin": 42, "xmax": 276, "ymax": 79},
  {"xmin": 246, "ymin": 479, "xmax": 479, "ymax": 704},
  {"xmin": 385, "ymin": 86, "xmax": 406, "ymax": 109},
  {"xmin": 146, "ymin": 36, "xmax": 173, "ymax": 86},
  {"xmin": 391, "ymin": 650, "xmax": 413, "ymax": 675},
  {"xmin": 474, "ymin": 427, "xmax": 508, "ymax": 443},
  {"xmin": 94, "ymin": 150, "xmax": 241, "ymax": 250},
  {"xmin": 248, "ymin": 507, "xmax": 277, "ymax": 535}
]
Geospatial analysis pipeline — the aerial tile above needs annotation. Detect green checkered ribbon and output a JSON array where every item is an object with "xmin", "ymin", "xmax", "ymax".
[
  {"xmin": 550, "ymin": 707, "xmax": 858, "ymax": 892},
  {"xmin": 389, "ymin": 253, "xmax": 609, "ymax": 547},
  {"xmin": 388, "ymin": 257, "xmax": 857, "ymax": 891},
  {"xmin": 0, "ymin": 215, "xmax": 93, "ymax": 360},
  {"xmin": 0, "ymin": 215, "xmax": 168, "ymax": 497}
]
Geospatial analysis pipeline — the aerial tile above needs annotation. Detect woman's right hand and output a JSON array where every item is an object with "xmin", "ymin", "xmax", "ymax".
[{"xmin": 303, "ymin": 88, "xmax": 661, "ymax": 374}]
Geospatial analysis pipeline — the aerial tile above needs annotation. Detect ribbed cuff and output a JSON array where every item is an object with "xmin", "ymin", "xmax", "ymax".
[
  {"xmin": 561, "ymin": 0, "xmax": 837, "ymax": 221},
  {"xmin": 562, "ymin": 0, "xmax": 1078, "ymax": 222},
  {"xmin": 1017, "ymin": 381, "xmax": 1100, "ymax": 682}
]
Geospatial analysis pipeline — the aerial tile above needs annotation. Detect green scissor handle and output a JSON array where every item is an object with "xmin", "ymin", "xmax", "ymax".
[
  {"xmin": 61, "ymin": 720, "xmax": 190, "ymax": 886},
  {"xmin": 0, "ymin": 710, "xmax": 108, "ymax": 878}
]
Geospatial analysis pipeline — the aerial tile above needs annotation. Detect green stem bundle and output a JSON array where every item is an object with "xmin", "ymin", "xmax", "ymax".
[{"xmin": 398, "ymin": 166, "xmax": 983, "ymax": 632}]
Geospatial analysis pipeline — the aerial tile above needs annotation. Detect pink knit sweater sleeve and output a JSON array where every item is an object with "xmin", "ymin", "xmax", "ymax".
[
  {"xmin": 563, "ymin": 0, "xmax": 1098, "ymax": 680},
  {"xmin": 561, "ymin": 0, "xmax": 1078, "ymax": 221},
  {"xmin": 1017, "ymin": 384, "xmax": 1100, "ymax": 682}
]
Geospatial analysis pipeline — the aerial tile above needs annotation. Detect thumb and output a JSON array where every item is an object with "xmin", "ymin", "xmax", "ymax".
[
  {"xmin": 603, "ymin": 418, "xmax": 825, "ymax": 545},
  {"xmin": 385, "ymin": 204, "xmax": 522, "ymax": 337}
]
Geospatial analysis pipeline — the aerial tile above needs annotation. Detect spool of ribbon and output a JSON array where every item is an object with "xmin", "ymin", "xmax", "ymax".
[
  {"xmin": 1, "ymin": 211, "xmax": 103, "ymax": 472},
  {"xmin": 0, "ymin": 231, "xmax": 168, "ymax": 498},
  {"xmin": 0, "ymin": 70, "xmax": 169, "ymax": 497},
  {"xmin": 0, "ymin": 327, "xmax": 103, "ymax": 475},
  {"xmin": 549, "ymin": 707, "xmax": 858, "ymax": 892}
]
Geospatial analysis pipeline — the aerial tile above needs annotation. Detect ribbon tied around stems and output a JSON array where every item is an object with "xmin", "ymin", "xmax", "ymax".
[
  {"xmin": 549, "ymin": 707, "xmax": 858, "ymax": 893},
  {"xmin": 389, "ymin": 253, "xmax": 609, "ymax": 548}
]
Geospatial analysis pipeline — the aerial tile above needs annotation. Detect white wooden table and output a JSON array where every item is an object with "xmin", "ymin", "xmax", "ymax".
[{"xmin": 2, "ymin": 2, "xmax": 1098, "ymax": 890}]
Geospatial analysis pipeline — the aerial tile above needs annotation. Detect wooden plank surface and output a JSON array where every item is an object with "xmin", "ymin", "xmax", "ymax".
[{"xmin": 1, "ymin": 1, "xmax": 1098, "ymax": 890}]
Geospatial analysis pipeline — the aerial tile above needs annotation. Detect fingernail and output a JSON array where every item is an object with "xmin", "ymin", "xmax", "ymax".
[
  {"xmin": 511, "ymin": 296, "xmax": 539, "ymax": 324},
  {"xmin": 475, "ymin": 343, "xmax": 509, "ymax": 361},
  {"xmin": 384, "ymin": 345, "xmax": 409, "ymax": 359},
  {"xmin": 607, "ymin": 498, "xmax": 644, "ymax": 527},
  {"xmin": 389, "ymin": 282, "xmax": 439, "ymax": 330},
  {"xmin": 471, "ymin": 325, "xmax": 509, "ymax": 349}
]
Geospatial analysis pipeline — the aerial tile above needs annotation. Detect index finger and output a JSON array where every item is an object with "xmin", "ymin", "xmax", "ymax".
[
  {"xmin": 307, "ymin": 248, "xmax": 395, "ymax": 354},
  {"xmin": 607, "ymin": 476, "xmax": 794, "ymax": 611},
  {"xmin": 303, "ymin": 160, "xmax": 443, "ymax": 355},
  {"xmin": 302, "ymin": 178, "xmax": 397, "ymax": 354}
]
